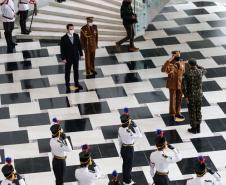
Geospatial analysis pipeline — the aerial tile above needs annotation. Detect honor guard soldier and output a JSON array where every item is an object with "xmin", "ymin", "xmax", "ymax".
[
  {"xmin": 108, "ymin": 170, "xmax": 121, "ymax": 185},
  {"xmin": 150, "ymin": 129, "xmax": 182, "ymax": 185},
  {"xmin": 75, "ymin": 151, "xmax": 101, "ymax": 185},
  {"xmin": 80, "ymin": 17, "xmax": 98, "ymax": 76},
  {"xmin": 80, "ymin": 144, "xmax": 99, "ymax": 173},
  {"xmin": 18, "ymin": 0, "xmax": 36, "ymax": 34},
  {"xmin": 50, "ymin": 118, "xmax": 72, "ymax": 185},
  {"xmin": 161, "ymin": 51, "xmax": 188, "ymax": 123},
  {"xmin": 1, "ymin": 157, "xmax": 27, "ymax": 185},
  {"xmin": 118, "ymin": 107, "xmax": 142, "ymax": 185},
  {"xmin": 183, "ymin": 59, "xmax": 207, "ymax": 134},
  {"xmin": 186, "ymin": 156, "xmax": 222, "ymax": 185},
  {"xmin": 0, "ymin": 0, "xmax": 17, "ymax": 53}
]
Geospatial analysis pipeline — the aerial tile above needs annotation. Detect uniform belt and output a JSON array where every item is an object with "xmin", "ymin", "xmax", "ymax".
[
  {"xmin": 19, "ymin": 2, "xmax": 28, "ymax": 4},
  {"xmin": 122, "ymin": 143, "xmax": 134, "ymax": 147},
  {"xmin": 156, "ymin": 171, "xmax": 169, "ymax": 176},
  {"xmin": 2, "ymin": 15, "xmax": 14, "ymax": 20},
  {"xmin": 54, "ymin": 155, "xmax": 66, "ymax": 160}
]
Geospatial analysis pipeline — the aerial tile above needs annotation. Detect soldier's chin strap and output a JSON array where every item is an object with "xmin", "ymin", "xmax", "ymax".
[{"xmin": 196, "ymin": 169, "xmax": 207, "ymax": 177}]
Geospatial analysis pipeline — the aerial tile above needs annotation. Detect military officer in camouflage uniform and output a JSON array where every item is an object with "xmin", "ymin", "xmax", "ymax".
[
  {"xmin": 183, "ymin": 59, "xmax": 207, "ymax": 134},
  {"xmin": 80, "ymin": 17, "xmax": 98, "ymax": 76}
]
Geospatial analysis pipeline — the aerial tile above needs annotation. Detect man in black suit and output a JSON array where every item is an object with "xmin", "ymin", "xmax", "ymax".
[{"xmin": 60, "ymin": 24, "xmax": 83, "ymax": 93}]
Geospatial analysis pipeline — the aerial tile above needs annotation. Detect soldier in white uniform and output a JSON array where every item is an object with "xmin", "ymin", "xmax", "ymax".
[
  {"xmin": 150, "ymin": 129, "xmax": 182, "ymax": 185},
  {"xmin": 50, "ymin": 119, "xmax": 73, "ymax": 185},
  {"xmin": 80, "ymin": 144, "xmax": 98, "ymax": 172},
  {"xmin": 75, "ymin": 151, "xmax": 101, "ymax": 185},
  {"xmin": 118, "ymin": 108, "xmax": 142, "ymax": 185},
  {"xmin": 18, "ymin": 0, "xmax": 36, "ymax": 34},
  {"xmin": 186, "ymin": 156, "xmax": 222, "ymax": 185},
  {"xmin": 1, "ymin": 157, "xmax": 27, "ymax": 185},
  {"xmin": 0, "ymin": 0, "xmax": 16, "ymax": 53}
]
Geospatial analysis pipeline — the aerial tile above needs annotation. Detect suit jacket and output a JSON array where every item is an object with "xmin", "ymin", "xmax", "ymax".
[{"xmin": 60, "ymin": 33, "xmax": 83, "ymax": 63}]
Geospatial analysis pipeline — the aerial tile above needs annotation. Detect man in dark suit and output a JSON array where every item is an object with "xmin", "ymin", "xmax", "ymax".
[{"xmin": 60, "ymin": 24, "xmax": 83, "ymax": 93}]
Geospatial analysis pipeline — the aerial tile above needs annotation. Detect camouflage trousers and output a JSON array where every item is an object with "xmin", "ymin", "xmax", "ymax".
[{"xmin": 188, "ymin": 97, "xmax": 202, "ymax": 128}]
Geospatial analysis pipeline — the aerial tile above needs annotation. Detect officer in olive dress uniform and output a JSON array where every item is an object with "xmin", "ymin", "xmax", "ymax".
[
  {"xmin": 75, "ymin": 151, "xmax": 101, "ymax": 185},
  {"xmin": 150, "ymin": 129, "xmax": 182, "ymax": 185},
  {"xmin": 50, "ymin": 118, "xmax": 73, "ymax": 185},
  {"xmin": 0, "ymin": 0, "xmax": 17, "ymax": 53},
  {"xmin": 118, "ymin": 107, "xmax": 142, "ymax": 185},
  {"xmin": 186, "ymin": 156, "xmax": 222, "ymax": 185},
  {"xmin": 183, "ymin": 59, "xmax": 207, "ymax": 134},
  {"xmin": 108, "ymin": 170, "xmax": 121, "ymax": 185},
  {"xmin": 80, "ymin": 17, "xmax": 98, "ymax": 76},
  {"xmin": 18, "ymin": 0, "xmax": 36, "ymax": 34},
  {"xmin": 161, "ymin": 51, "xmax": 188, "ymax": 123},
  {"xmin": 1, "ymin": 157, "xmax": 27, "ymax": 185}
]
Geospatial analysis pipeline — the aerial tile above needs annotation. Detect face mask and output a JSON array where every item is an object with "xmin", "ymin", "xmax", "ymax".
[
  {"xmin": 88, "ymin": 23, "xmax": 93, "ymax": 27},
  {"xmin": 69, "ymin": 30, "xmax": 74, "ymax": 36},
  {"xmin": 175, "ymin": 56, "xmax": 180, "ymax": 61}
]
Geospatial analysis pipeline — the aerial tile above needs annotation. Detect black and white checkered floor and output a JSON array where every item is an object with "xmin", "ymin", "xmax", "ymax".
[{"xmin": 1, "ymin": 0, "xmax": 226, "ymax": 184}]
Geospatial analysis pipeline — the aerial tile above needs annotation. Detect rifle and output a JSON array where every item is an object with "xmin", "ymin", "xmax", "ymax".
[{"xmin": 28, "ymin": 2, "xmax": 38, "ymax": 32}]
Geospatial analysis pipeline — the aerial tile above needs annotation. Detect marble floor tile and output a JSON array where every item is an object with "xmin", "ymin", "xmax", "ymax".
[{"xmin": 9, "ymin": 102, "xmax": 41, "ymax": 116}]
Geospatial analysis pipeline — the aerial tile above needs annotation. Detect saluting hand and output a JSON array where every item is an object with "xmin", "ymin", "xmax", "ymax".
[
  {"xmin": 62, "ymin": 59, "xmax": 67, "ymax": 64},
  {"xmin": 185, "ymin": 97, "xmax": 189, "ymax": 104}
]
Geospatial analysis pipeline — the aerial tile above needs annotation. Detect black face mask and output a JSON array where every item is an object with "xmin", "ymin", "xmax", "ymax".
[{"xmin": 175, "ymin": 56, "xmax": 180, "ymax": 61}]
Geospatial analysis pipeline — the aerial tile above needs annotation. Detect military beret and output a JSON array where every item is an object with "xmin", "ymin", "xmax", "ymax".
[
  {"xmin": 188, "ymin": 58, "xmax": 197, "ymax": 66},
  {"xmin": 79, "ymin": 151, "xmax": 90, "ymax": 164},
  {"xmin": 120, "ymin": 114, "xmax": 130, "ymax": 124},
  {"xmin": 50, "ymin": 124, "xmax": 61, "ymax": 135},
  {"xmin": 155, "ymin": 129, "xmax": 166, "ymax": 147},
  {"xmin": 82, "ymin": 144, "xmax": 90, "ymax": 152},
  {"xmin": 2, "ymin": 157, "xmax": 14, "ymax": 178},
  {"xmin": 112, "ymin": 170, "xmax": 118, "ymax": 177},
  {"xmin": 194, "ymin": 156, "xmax": 206, "ymax": 176}
]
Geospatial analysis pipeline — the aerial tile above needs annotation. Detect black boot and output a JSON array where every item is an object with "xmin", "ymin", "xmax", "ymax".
[
  {"xmin": 188, "ymin": 127, "xmax": 197, "ymax": 134},
  {"xmin": 196, "ymin": 124, "xmax": 200, "ymax": 133},
  {"xmin": 66, "ymin": 86, "xmax": 71, "ymax": 93}
]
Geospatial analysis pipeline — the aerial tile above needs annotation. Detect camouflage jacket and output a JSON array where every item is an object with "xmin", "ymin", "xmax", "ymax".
[{"xmin": 183, "ymin": 66, "xmax": 207, "ymax": 99}]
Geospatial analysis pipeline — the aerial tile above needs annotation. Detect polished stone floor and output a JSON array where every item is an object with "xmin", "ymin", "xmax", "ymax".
[{"xmin": 1, "ymin": 0, "xmax": 226, "ymax": 184}]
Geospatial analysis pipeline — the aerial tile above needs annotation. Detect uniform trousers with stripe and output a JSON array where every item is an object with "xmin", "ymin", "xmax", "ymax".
[
  {"xmin": 19, "ymin": 10, "xmax": 28, "ymax": 32},
  {"xmin": 153, "ymin": 173, "xmax": 170, "ymax": 185},
  {"xmin": 3, "ymin": 21, "xmax": 14, "ymax": 53},
  {"xmin": 52, "ymin": 158, "xmax": 66, "ymax": 185},
  {"xmin": 120, "ymin": 146, "xmax": 134, "ymax": 184}
]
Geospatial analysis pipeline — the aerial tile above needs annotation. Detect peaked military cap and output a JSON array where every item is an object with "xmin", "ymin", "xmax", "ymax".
[{"xmin": 86, "ymin": 17, "xmax": 94, "ymax": 22}]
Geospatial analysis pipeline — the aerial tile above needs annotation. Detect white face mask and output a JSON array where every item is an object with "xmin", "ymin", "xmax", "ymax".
[
  {"xmin": 88, "ymin": 23, "xmax": 93, "ymax": 27},
  {"xmin": 69, "ymin": 30, "xmax": 74, "ymax": 36}
]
